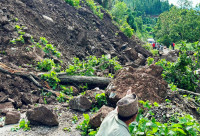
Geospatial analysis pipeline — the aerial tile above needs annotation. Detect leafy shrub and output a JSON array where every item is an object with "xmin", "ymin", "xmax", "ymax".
[
  {"xmin": 129, "ymin": 100, "xmax": 200, "ymax": 136},
  {"xmin": 41, "ymin": 71, "xmax": 60, "ymax": 89},
  {"xmin": 85, "ymin": 0, "xmax": 104, "ymax": 19},
  {"xmin": 147, "ymin": 57, "xmax": 154, "ymax": 66},
  {"xmin": 37, "ymin": 58, "xmax": 55, "ymax": 71},
  {"xmin": 129, "ymin": 114, "xmax": 200, "ymax": 136},
  {"xmin": 61, "ymin": 85, "xmax": 74, "ymax": 95},
  {"xmin": 76, "ymin": 114, "xmax": 97, "ymax": 136},
  {"xmin": 120, "ymin": 22, "xmax": 134, "ymax": 38},
  {"xmin": 11, "ymin": 119, "xmax": 30, "ymax": 132},
  {"xmin": 142, "ymin": 43, "xmax": 152, "ymax": 51},
  {"xmin": 56, "ymin": 92, "xmax": 66, "ymax": 102},
  {"xmin": 10, "ymin": 25, "xmax": 25, "ymax": 44},
  {"xmin": 150, "ymin": 49, "xmax": 159, "ymax": 56},
  {"xmin": 95, "ymin": 93, "xmax": 107, "ymax": 107},
  {"xmin": 65, "ymin": 0, "xmax": 80, "ymax": 7},
  {"xmin": 66, "ymin": 55, "xmax": 122, "ymax": 76}
]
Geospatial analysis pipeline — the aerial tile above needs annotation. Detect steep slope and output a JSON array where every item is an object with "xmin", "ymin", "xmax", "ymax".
[{"xmin": 0, "ymin": 0, "xmax": 151, "ymax": 67}]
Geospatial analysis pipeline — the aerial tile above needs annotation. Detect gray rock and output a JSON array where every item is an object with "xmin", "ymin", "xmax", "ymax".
[
  {"xmin": 69, "ymin": 95, "xmax": 92, "ymax": 111},
  {"xmin": 0, "ymin": 92, "xmax": 8, "ymax": 103},
  {"xmin": 5, "ymin": 111, "xmax": 20, "ymax": 125},
  {"xmin": 0, "ymin": 102, "xmax": 14, "ymax": 111},
  {"xmin": 26, "ymin": 106, "xmax": 59, "ymax": 126},
  {"xmin": 42, "ymin": 15, "xmax": 54, "ymax": 23},
  {"xmin": 89, "ymin": 105, "xmax": 114, "ymax": 128},
  {"xmin": 21, "ymin": 93, "xmax": 39, "ymax": 105}
]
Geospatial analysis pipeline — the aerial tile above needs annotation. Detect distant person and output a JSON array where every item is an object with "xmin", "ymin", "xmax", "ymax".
[
  {"xmin": 157, "ymin": 43, "xmax": 160, "ymax": 50},
  {"xmin": 173, "ymin": 42, "xmax": 175, "ymax": 50},
  {"xmin": 96, "ymin": 88, "xmax": 138, "ymax": 136},
  {"xmin": 152, "ymin": 42, "xmax": 156, "ymax": 49},
  {"xmin": 171, "ymin": 42, "xmax": 175, "ymax": 50}
]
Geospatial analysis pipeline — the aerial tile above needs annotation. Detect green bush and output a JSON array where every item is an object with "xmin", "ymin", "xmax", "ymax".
[
  {"xmin": 85, "ymin": 0, "xmax": 104, "ymax": 19},
  {"xmin": 65, "ymin": 0, "xmax": 80, "ymax": 7},
  {"xmin": 142, "ymin": 43, "xmax": 152, "ymax": 51},
  {"xmin": 155, "ymin": 42, "xmax": 200, "ymax": 91},
  {"xmin": 129, "ymin": 100, "xmax": 200, "ymax": 136},
  {"xmin": 41, "ymin": 71, "xmax": 60, "ymax": 89},
  {"xmin": 37, "ymin": 58, "xmax": 55, "ymax": 71},
  {"xmin": 76, "ymin": 114, "xmax": 97, "ymax": 136},
  {"xmin": 65, "ymin": 55, "xmax": 122, "ymax": 76},
  {"xmin": 120, "ymin": 22, "xmax": 134, "ymax": 38},
  {"xmin": 147, "ymin": 57, "xmax": 154, "ymax": 66},
  {"xmin": 95, "ymin": 93, "xmax": 107, "ymax": 107}
]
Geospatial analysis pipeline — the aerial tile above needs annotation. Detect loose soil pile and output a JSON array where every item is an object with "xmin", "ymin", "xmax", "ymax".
[{"xmin": 106, "ymin": 65, "xmax": 168, "ymax": 105}]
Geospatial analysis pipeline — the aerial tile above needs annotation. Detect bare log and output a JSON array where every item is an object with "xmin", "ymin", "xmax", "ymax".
[
  {"xmin": 57, "ymin": 74, "xmax": 112, "ymax": 87},
  {"xmin": 177, "ymin": 88, "xmax": 200, "ymax": 96}
]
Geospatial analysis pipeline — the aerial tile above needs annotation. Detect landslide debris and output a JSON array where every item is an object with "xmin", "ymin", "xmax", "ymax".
[{"xmin": 106, "ymin": 65, "xmax": 168, "ymax": 105}]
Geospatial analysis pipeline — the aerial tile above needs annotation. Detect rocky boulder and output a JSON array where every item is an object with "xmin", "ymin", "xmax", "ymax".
[
  {"xmin": 69, "ymin": 95, "xmax": 92, "ymax": 112},
  {"xmin": 161, "ymin": 50, "xmax": 178, "ymax": 62},
  {"xmin": 5, "ymin": 111, "xmax": 20, "ymax": 125},
  {"xmin": 84, "ymin": 87, "xmax": 105, "ymax": 104},
  {"xmin": 89, "ymin": 105, "xmax": 114, "ymax": 128},
  {"xmin": 26, "ymin": 106, "xmax": 59, "ymax": 126},
  {"xmin": 106, "ymin": 65, "xmax": 168, "ymax": 105}
]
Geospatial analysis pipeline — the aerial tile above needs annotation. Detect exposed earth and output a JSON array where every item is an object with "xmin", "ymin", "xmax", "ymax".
[{"xmin": 0, "ymin": 0, "xmax": 199, "ymax": 136}]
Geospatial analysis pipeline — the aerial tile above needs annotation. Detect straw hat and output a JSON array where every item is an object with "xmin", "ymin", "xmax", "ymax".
[{"xmin": 117, "ymin": 94, "xmax": 138, "ymax": 117}]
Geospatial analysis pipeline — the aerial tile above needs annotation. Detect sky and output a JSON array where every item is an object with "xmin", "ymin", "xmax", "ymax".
[{"xmin": 168, "ymin": 0, "xmax": 199, "ymax": 7}]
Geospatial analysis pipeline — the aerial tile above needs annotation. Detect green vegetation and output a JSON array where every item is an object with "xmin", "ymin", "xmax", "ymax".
[
  {"xmin": 72, "ymin": 114, "xmax": 78, "ymax": 124},
  {"xmin": 37, "ymin": 58, "xmax": 55, "ymax": 71},
  {"xmin": 85, "ymin": 0, "xmax": 103, "ymax": 19},
  {"xmin": 147, "ymin": 57, "xmax": 154, "ymax": 66},
  {"xmin": 95, "ymin": 93, "xmax": 107, "ymax": 107},
  {"xmin": 56, "ymin": 92, "xmax": 66, "ymax": 102},
  {"xmin": 155, "ymin": 42, "xmax": 200, "ymax": 91},
  {"xmin": 65, "ymin": 55, "xmax": 122, "ymax": 77},
  {"xmin": 11, "ymin": 119, "xmax": 30, "ymax": 132},
  {"xmin": 154, "ymin": 7, "xmax": 200, "ymax": 46},
  {"xmin": 10, "ymin": 25, "xmax": 25, "ymax": 44},
  {"xmin": 65, "ymin": 0, "xmax": 80, "ymax": 7},
  {"xmin": 76, "ymin": 114, "xmax": 97, "ymax": 136},
  {"xmin": 129, "ymin": 100, "xmax": 200, "ymax": 136},
  {"xmin": 41, "ymin": 71, "xmax": 60, "ymax": 89},
  {"xmin": 61, "ymin": 85, "xmax": 74, "ymax": 95}
]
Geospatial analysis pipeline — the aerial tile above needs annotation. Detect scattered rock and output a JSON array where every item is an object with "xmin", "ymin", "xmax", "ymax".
[
  {"xmin": 123, "ymin": 48, "xmax": 138, "ymax": 61},
  {"xmin": 21, "ymin": 93, "xmax": 39, "ymax": 105},
  {"xmin": 42, "ymin": 15, "xmax": 54, "ymax": 23},
  {"xmin": 0, "ymin": 92, "xmax": 8, "ymax": 103},
  {"xmin": 161, "ymin": 50, "xmax": 178, "ymax": 62},
  {"xmin": 0, "ymin": 102, "xmax": 14, "ymax": 111},
  {"xmin": 134, "ymin": 53, "xmax": 146, "ymax": 66},
  {"xmin": 89, "ymin": 105, "xmax": 114, "ymax": 128},
  {"xmin": 5, "ymin": 111, "xmax": 20, "ymax": 125},
  {"xmin": 26, "ymin": 106, "xmax": 59, "ymax": 126},
  {"xmin": 69, "ymin": 95, "xmax": 92, "ymax": 112}
]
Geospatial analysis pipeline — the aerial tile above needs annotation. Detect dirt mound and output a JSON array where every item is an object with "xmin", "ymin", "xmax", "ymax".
[
  {"xmin": 0, "ymin": 0, "xmax": 151, "ymax": 68},
  {"xmin": 106, "ymin": 65, "xmax": 168, "ymax": 105}
]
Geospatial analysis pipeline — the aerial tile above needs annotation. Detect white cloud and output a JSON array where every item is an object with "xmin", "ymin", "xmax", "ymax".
[{"xmin": 168, "ymin": 0, "xmax": 199, "ymax": 7}]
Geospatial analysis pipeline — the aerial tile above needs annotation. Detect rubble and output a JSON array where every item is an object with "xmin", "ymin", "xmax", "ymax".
[
  {"xmin": 106, "ymin": 65, "xmax": 168, "ymax": 105},
  {"xmin": 69, "ymin": 95, "xmax": 92, "ymax": 112},
  {"xmin": 26, "ymin": 106, "xmax": 59, "ymax": 126}
]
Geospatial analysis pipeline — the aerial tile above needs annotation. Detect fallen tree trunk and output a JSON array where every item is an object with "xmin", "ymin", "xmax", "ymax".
[
  {"xmin": 57, "ymin": 73, "xmax": 112, "ymax": 88},
  {"xmin": 177, "ymin": 88, "xmax": 200, "ymax": 96}
]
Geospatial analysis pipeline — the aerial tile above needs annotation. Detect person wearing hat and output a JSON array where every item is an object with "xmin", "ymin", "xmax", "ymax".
[{"xmin": 96, "ymin": 88, "xmax": 138, "ymax": 136}]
